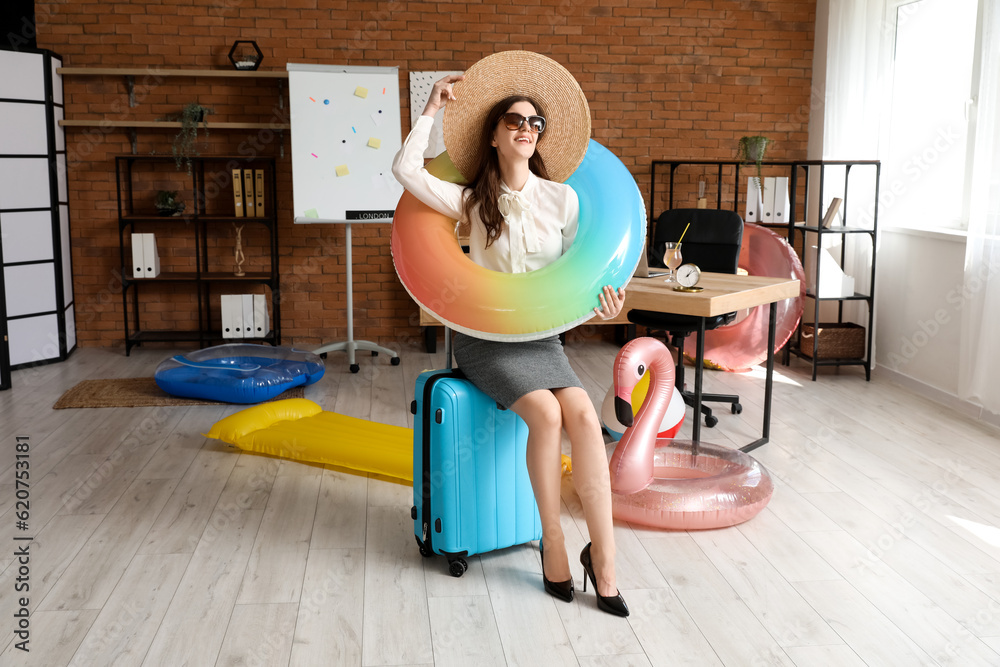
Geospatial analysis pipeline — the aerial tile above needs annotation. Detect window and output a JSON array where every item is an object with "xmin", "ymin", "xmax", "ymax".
[{"xmin": 880, "ymin": 0, "xmax": 979, "ymax": 231}]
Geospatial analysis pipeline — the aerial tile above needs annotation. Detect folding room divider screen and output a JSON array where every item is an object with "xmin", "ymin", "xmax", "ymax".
[{"xmin": 0, "ymin": 48, "xmax": 76, "ymax": 390}]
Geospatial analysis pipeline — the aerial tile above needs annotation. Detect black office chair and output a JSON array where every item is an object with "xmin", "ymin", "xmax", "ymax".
[{"xmin": 628, "ymin": 208, "xmax": 744, "ymax": 428}]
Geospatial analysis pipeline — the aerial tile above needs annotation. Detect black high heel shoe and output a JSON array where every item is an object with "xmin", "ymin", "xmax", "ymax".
[
  {"xmin": 539, "ymin": 540, "xmax": 574, "ymax": 603},
  {"xmin": 580, "ymin": 542, "xmax": 629, "ymax": 617}
]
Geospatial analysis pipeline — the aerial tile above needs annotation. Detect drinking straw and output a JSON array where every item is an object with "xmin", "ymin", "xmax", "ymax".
[{"xmin": 676, "ymin": 222, "xmax": 692, "ymax": 247}]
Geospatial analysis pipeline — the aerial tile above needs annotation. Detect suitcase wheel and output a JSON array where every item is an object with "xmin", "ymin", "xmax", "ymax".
[
  {"xmin": 415, "ymin": 535, "xmax": 433, "ymax": 558},
  {"xmin": 448, "ymin": 558, "xmax": 468, "ymax": 577}
]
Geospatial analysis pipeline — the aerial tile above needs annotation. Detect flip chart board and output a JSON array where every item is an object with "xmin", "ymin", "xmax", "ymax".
[{"xmin": 287, "ymin": 63, "xmax": 403, "ymax": 222}]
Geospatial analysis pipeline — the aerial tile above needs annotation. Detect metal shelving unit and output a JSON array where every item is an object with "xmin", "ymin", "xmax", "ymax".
[
  {"xmin": 115, "ymin": 155, "xmax": 280, "ymax": 355},
  {"xmin": 649, "ymin": 158, "xmax": 881, "ymax": 380},
  {"xmin": 786, "ymin": 160, "xmax": 880, "ymax": 380}
]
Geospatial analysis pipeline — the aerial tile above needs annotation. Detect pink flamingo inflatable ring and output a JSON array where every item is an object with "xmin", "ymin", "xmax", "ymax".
[{"xmin": 608, "ymin": 337, "xmax": 773, "ymax": 530}]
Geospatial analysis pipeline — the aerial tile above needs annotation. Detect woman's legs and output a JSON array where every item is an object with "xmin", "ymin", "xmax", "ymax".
[
  {"xmin": 552, "ymin": 386, "xmax": 618, "ymax": 597},
  {"xmin": 510, "ymin": 389, "xmax": 572, "ymax": 582}
]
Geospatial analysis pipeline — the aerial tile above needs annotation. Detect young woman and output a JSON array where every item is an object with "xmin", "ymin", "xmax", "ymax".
[{"xmin": 392, "ymin": 69, "xmax": 629, "ymax": 617}]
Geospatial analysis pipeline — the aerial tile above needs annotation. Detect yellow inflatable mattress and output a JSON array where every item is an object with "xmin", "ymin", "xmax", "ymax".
[{"xmin": 205, "ymin": 398, "xmax": 412, "ymax": 482}]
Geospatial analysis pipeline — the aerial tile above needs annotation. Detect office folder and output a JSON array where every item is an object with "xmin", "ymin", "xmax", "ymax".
[
  {"xmin": 773, "ymin": 176, "xmax": 790, "ymax": 224},
  {"xmin": 141, "ymin": 233, "xmax": 161, "ymax": 278},
  {"xmin": 241, "ymin": 295, "xmax": 255, "ymax": 338},
  {"xmin": 745, "ymin": 177, "xmax": 762, "ymax": 222},
  {"xmin": 761, "ymin": 177, "xmax": 776, "ymax": 223},
  {"xmin": 221, "ymin": 295, "xmax": 241, "ymax": 338},
  {"xmin": 253, "ymin": 294, "xmax": 270, "ymax": 337},
  {"xmin": 254, "ymin": 169, "xmax": 265, "ymax": 216},
  {"xmin": 232, "ymin": 168, "xmax": 245, "ymax": 217},
  {"xmin": 243, "ymin": 169, "xmax": 256, "ymax": 217},
  {"xmin": 131, "ymin": 233, "xmax": 145, "ymax": 278}
]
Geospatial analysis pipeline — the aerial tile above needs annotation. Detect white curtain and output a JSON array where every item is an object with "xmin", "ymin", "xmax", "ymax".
[
  {"xmin": 823, "ymin": 0, "xmax": 880, "ymax": 157},
  {"xmin": 958, "ymin": 0, "xmax": 1000, "ymax": 415},
  {"xmin": 818, "ymin": 0, "xmax": 881, "ymax": 334}
]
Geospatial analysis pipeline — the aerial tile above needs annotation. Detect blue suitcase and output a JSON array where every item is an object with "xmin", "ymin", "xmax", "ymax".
[{"xmin": 410, "ymin": 368, "xmax": 542, "ymax": 576}]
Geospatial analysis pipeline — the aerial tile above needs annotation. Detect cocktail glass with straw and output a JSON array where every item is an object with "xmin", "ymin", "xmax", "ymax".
[
  {"xmin": 663, "ymin": 221, "xmax": 692, "ymax": 282},
  {"xmin": 663, "ymin": 242, "xmax": 682, "ymax": 282}
]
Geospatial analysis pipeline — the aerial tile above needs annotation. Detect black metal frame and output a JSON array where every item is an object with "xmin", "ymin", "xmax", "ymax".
[
  {"xmin": 0, "ymin": 238, "xmax": 9, "ymax": 390},
  {"xmin": 650, "ymin": 158, "xmax": 881, "ymax": 381},
  {"xmin": 785, "ymin": 161, "xmax": 881, "ymax": 380},
  {"xmin": 116, "ymin": 155, "xmax": 281, "ymax": 355},
  {"xmin": 0, "ymin": 48, "xmax": 75, "ymax": 389}
]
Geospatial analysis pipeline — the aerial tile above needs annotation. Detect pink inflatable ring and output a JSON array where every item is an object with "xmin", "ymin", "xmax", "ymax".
[
  {"xmin": 698, "ymin": 223, "xmax": 806, "ymax": 372},
  {"xmin": 609, "ymin": 439, "xmax": 774, "ymax": 530},
  {"xmin": 608, "ymin": 337, "xmax": 773, "ymax": 530}
]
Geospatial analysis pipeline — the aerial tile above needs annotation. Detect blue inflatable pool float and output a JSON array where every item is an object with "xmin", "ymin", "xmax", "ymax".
[{"xmin": 154, "ymin": 344, "xmax": 325, "ymax": 404}]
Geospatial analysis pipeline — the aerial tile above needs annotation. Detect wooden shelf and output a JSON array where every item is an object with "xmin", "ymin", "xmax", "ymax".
[
  {"xmin": 125, "ymin": 271, "xmax": 272, "ymax": 283},
  {"xmin": 61, "ymin": 120, "xmax": 289, "ymax": 130},
  {"xmin": 129, "ymin": 329, "xmax": 277, "ymax": 344},
  {"xmin": 57, "ymin": 67, "xmax": 288, "ymax": 79},
  {"xmin": 57, "ymin": 66, "xmax": 289, "ymax": 146}
]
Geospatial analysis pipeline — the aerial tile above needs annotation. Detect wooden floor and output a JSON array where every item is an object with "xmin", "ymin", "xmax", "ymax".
[{"xmin": 2, "ymin": 338, "xmax": 1000, "ymax": 666}]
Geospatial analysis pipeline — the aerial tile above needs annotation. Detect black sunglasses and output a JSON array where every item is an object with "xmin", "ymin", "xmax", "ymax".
[{"xmin": 500, "ymin": 112, "xmax": 546, "ymax": 134}]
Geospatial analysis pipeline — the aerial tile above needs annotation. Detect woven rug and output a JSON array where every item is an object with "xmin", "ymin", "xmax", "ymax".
[{"xmin": 53, "ymin": 378, "xmax": 305, "ymax": 409}]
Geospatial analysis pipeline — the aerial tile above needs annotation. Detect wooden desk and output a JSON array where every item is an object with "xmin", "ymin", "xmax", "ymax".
[{"xmin": 627, "ymin": 272, "xmax": 800, "ymax": 451}]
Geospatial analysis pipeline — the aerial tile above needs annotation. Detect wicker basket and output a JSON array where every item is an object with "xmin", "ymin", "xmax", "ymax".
[{"xmin": 800, "ymin": 322, "xmax": 866, "ymax": 359}]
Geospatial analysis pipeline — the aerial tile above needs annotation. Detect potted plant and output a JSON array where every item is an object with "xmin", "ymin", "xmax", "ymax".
[
  {"xmin": 736, "ymin": 135, "xmax": 769, "ymax": 192},
  {"xmin": 154, "ymin": 190, "xmax": 185, "ymax": 216},
  {"xmin": 172, "ymin": 102, "xmax": 213, "ymax": 173}
]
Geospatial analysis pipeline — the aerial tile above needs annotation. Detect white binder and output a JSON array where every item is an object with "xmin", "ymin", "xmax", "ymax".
[
  {"xmin": 141, "ymin": 233, "xmax": 160, "ymax": 278},
  {"xmin": 761, "ymin": 177, "xmax": 776, "ymax": 223},
  {"xmin": 772, "ymin": 176, "xmax": 790, "ymax": 224},
  {"xmin": 241, "ymin": 294, "xmax": 255, "ymax": 338},
  {"xmin": 745, "ymin": 177, "xmax": 762, "ymax": 222},
  {"xmin": 221, "ymin": 294, "xmax": 241, "ymax": 338},
  {"xmin": 253, "ymin": 294, "xmax": 270, "ymax": 337},
  {"xmin": 131, "ymin": 233, "xmax": 145, "ymax": 278}
]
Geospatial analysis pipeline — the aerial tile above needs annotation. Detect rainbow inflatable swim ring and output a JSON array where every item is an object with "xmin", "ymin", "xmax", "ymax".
[{"xmin": 391, "ymin": 140, "xmax": 646, "ymax": 342}]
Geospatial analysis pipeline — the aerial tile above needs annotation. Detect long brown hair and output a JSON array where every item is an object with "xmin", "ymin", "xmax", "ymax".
[{"xmin": 461, "ymin": 96, "xmax": 550, "ymax": 248}]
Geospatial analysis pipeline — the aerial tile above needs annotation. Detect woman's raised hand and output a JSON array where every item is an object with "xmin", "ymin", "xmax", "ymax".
[
  {"xmin": 595, "ymin": 285, "xmax": 626, "ymax": 320},
  {"xmin": 422, "ymin": 74, "xmax": 465, "ymax": 117}
]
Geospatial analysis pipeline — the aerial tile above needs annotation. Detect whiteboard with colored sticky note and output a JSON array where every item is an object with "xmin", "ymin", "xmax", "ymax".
[{"xmin": 287, "ymin": 63, "xmax": 403, "ymax": 222}]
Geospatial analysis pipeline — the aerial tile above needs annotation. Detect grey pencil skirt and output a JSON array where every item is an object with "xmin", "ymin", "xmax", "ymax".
[{"xmin": 452, "ymin": 332, "xmax": 584, "ymax": 410}]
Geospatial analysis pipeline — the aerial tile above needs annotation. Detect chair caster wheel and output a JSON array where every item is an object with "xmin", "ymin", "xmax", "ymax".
[
  {"xmin": 705, "ymin": 414, "xmax": 719, "ymax": 428},
  {"xmin": 350, "ymin": 364, "xmax": 360, "ymax": 373},
  {"xmin": 391, "ymin": 356, "xmax": 401, "ymax": 366},
  {"xmin": 732, "ymin": 403, "xmax": 743, "ymax": 414}
]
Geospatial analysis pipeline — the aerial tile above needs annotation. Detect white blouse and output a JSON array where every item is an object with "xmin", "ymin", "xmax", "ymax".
[{"xmin": 391, "ymin": 115, "xmax": 579, "ymax": 273}]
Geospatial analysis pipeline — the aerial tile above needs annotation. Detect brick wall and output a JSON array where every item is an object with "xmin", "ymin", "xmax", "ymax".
[{"xmin": 35, "ymin": 0, "xmax": 816, "ymax": 350}]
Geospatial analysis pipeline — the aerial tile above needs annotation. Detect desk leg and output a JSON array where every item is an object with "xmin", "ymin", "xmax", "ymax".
[
  {"xmin": 692, "ymin": 316, "xmax": 706, "ymax": 443},
  {"xmin": 742, "ymin": 301, "xmax": 777, "ymax": 453},
  {"xmin": 313, "ymin": 222, "xmax": 401, "ymax": 372}
]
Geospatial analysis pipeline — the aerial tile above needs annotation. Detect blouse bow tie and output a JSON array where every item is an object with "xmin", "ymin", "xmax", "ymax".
[{"xmin": 497, "ymin": 190, "xmax": 539, "ymax": 273}]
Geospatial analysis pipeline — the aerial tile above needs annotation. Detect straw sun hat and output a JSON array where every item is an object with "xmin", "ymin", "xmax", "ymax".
[{"xmin": 442, "ymin": 50, "xmax": 592, "ymax": 184}]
